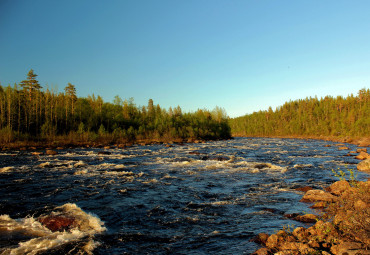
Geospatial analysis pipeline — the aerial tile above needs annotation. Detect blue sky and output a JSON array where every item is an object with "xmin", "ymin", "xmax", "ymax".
[{"xmin": 1, "ymin": 0, "xmax": 369, "ymax": 117}]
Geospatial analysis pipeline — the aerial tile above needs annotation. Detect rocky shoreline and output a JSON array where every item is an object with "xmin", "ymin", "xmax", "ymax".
[{"xmin": 252, "ymin": 147, "xmax": 370, "ymax": 255}]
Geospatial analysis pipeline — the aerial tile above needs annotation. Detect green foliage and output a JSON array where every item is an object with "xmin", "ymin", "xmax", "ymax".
[
  {"xmin": 331, "ymin": 166, "xmax": 358, "ymax": 186},
  {"xmin": 230, "ymin": 89, "xmax": 370, "ymax": 138},
  {"xmin": 0, "ymin": 70, "xmax": 231, "ymax": 144}
]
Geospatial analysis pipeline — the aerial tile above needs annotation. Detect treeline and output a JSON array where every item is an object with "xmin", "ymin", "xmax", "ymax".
[
  {"xmin": 0, "ymin": 69, "xmax": 231, "ymax": 144},
  {"xmin": 230, "ymin": 89, "xmax": 370, "ymax": 138}
]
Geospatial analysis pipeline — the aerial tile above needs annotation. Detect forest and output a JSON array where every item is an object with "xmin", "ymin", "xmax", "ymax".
[
  {"xmin": 0, "ymin": 70, "xmax": 231, "ymax": 145},
  {"xmin": 230, "ymin": 88, "xmax": 370, "ymax": 138}
]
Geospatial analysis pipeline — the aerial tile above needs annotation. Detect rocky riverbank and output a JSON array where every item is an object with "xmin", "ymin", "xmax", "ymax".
[{"xmin": 253, "ymin": 172, "xmax": 370, "ymax": 254}]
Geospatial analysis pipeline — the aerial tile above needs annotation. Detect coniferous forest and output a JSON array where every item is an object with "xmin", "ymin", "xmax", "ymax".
[
  {"xmin": 230, "ymin": 88, "xmax": 370, "ymax": 139},
  {"xmin": 0, "ymin": 70, "xmax": 231, "ymax": 145},
  {"xmin": 1, "ymin": 70, "xmax": 369, "ymax": 146}
]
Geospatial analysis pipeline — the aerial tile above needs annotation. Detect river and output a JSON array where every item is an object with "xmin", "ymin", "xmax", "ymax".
[{"xmin": 0, "ymin": 137, "xmax": 368, "ymax": 254}]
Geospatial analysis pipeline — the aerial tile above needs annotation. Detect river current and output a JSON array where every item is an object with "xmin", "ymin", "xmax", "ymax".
[{"xmin": 0, "ymin": 137, "xmax": 368, "ymax": 254}]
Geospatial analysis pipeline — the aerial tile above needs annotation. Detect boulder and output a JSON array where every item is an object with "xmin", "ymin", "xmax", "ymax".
[
  {"xmin": 356, "ymin": 148, "xmax": 367, "ymax": 153},
  {"xmin": 252, "ymin": 233, "xmax": 269, "ymax": 245},
  {"xmin": 266, "ymin": 234, "xmax": 279, "ymax": 249},
  {"xmin": 357, "ymin": 158, "xmax": 370, "ymax": 172},
  {"xmin": 31, "ymin": 151, "xmax": 44, "ymax": 156},
  {"xmin": 294, "ymin": 186, "xmax": 313, "ymax": 192},
  {"xmin": 294, "ymin": 214, "xmax": 318, "ymax": 223},
  {"xmin": 252, "ymin": 248, "xmax": 270, "ymax": 255},
  {"xmin": 98, "ymin": 151, "xmax": 111, "ymax": 155},
  {"xmin": 327, "ymin": 180, "xmax": 350, "ymax": 195},
  {"xmin": 330, "ymin": 242, "xmax": 366, "ymax": 255},
  {"xmin": 309, "ymin": 201, "xmax": 327, "ymax": 209},
  {"xmin": 39, "ymin": 215, "xmax": 76, "ymax": 232},
  {"xmin": 338, "ymin": 146, "xmax": 349, "ymax": 150},
  {"xmin": 300, "ymin": 189, "xmax": 337, "ymax": 203},
  {"xmin": 46, "ymin": 150, "xmax": 57, "ymax": 155},
  {"xmin": 355, "ymin": 151, "xmax": 370, "ymax": 160}
]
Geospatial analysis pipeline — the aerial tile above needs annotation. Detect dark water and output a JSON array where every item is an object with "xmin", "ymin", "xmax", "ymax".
[{"xmin": 0, "ymin": 137, "xmax": 368, "ymax": 254}]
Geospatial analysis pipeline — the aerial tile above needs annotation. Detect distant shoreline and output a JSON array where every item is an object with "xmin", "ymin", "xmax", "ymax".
[
  {"xmin": 0, "ymin": 137, "xmax": 231, "ymax": 151},
  {"xmin": 1, "ymin": 135, "xmax": 369, "ymax": 151},
  {"xmin": 232, "ymin": 134, "xmax": 370, "ymax": 147}
]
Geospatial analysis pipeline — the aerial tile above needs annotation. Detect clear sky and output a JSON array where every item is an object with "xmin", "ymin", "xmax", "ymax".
[{"xmin": 1, "ymin": 0, "xmax": 369, "ymax": 117}]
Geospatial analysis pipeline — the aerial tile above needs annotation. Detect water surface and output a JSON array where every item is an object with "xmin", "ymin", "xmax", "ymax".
[{"xmin": 0, "ymin": 138, "xmax": 367, "ymax": 254}]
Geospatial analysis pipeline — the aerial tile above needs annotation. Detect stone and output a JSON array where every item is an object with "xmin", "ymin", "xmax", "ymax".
[
  {"xmin": 46, "ymin": 149, "xmax": 57, "ymax": 155},
  {"xmin": 330, "ymin": 242, "xmax": 365, "ymax": 255},
  {"xmin": 310, "ymin": 201, "xmax": 327, "ymax": 209},
  {"xmin": 294, "ymin": 186, "xmax": 313, "ymax": 192},
  {"xmin": 294, "ymin": 214, "xmax": 318, "ymax": 223},
  {"xmin": 39, "ymin": 215, "xmax": 76, "ymax": 232},
  {"xmin": 354, "ymin": 199, "xmax": 367, "ymax": 210},
  {"xmin": 39, "ymin": 162, "xmax": 53, "ymax": 168},
  {"xmin": 279, "ymin": 241, "xmax": 300, "ymax": 250},
  {"xmin": 266, "ymin": 234, "xmax": 279, "ymax": 249},
  {"xmin": 98, "ymin": 151, "xmax": 111, "ymax": 155},
  {"xmin": 357, "ymin": 158, "xmax": 370, "ymax": 171},
  {"xmin": 300, "ymin": 189, "xmax": 337, "ymax": 203},
  {"xmin": 292, "ymin": 227, "xmax": 306, "ymax": 240},
  {"xmin": 355, "ymin": 151, "xmax": 370, "ymax": 160},
  {"xmin": 338, "ymin": 146, "xmax": 349, "ymax": 150},
  {"xmin": 357, "ymin": 148, "xmax": 368, "ymax": 153},
  {"xmin": 327, "ymin": 180, "xmax": 350, "ymax": 195},
  {"xmin": 31, "ymin": 151, "xmax": 44, "ymax": 156},
  {"xmin": 252, "ymin": 248, "xmax": 270, "ymax": 255},
  {"xmin": 253, "ymin": 233, "xmax": 269, "ymax": 245}
]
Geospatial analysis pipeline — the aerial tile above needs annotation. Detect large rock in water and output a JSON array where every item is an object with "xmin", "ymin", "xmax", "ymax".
[
  {"xmin": 357, "ymin": 158, "xmax": 370, "ymax": 172},
  {"xmin": 327, "ymin": 180, "xmax": 350, "ymax": 196},
  {"xmin": 300, "ymin": 189, "xmax": 337, "ymax": 203},
  {"xmin": 355, "ymin": 151, "xmax": 370, "ymax": 160}
]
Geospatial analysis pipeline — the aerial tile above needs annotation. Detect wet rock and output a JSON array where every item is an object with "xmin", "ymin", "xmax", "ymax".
[
  {"xmin": 252, "ymin": 233, "xmax": 269, "ymax": 245},
  {"xmin": 39, "ymin": 215, "xmax": 76, "ymax": 232},
  {"xmin": 31, "ymin": 151, "xmax": 44, "ymax": 156},
  {"xmin": 355, "ymin": 151, "xmax": 370, "ymax": 160},
  {"xmin": 46, "ymin": 150, "xmax": 58, "ymax": 155},
  {"xmin": 327, "ymin": 180, "xmax": 350, "ymax": 196},
  {"xmin": 294, "ymin": 214, "xmax": 317, "ymax": 223},
  {"xmin": 294, "ymin": 186, "xmax": 313, "ymax": 192},
  {"xmin": 338, "ymin": 146, "xmax": 349, "ymax": 150},
  {"xmin": 39, "ymin": 162, "xmax": 53, "ymax": 168},
  {"xmin": 189, "ymin": 151, "xmax": 201, "ymax": 155},
  {"xmin": 0, "ymin": 166, "xmax": 14, "ymax": 173},
  {"xmin": 284, "ymin": 213, "xmax": 300, "ymax": 219},
  {"xmin": 309, "ymin": 201, "xmax": 327, "ymax": 209},
  {"xmin": 254, "ymin": 163, "xmax": 270, "ymax": 169},
  {"xmin": 252, "ymin": 248, "xmax": 270, "ymax": 255},
  {"xmin": 357, "ymin": 158, "xmax": 370, "ymax": 171},
  {"xmin": 98, "ymin": 151, "xmax": 111, "ymax": 155},
  {"xmin": 357, "ymin": 148, "xmax": 367, "ymax": 153},
  {"xmin": 300, "ymin": 189, "xmax": 337, "ymax": 203},
  {"xmin": 200, "ymin": 155, "xmax": 229, "ymax": 161}
]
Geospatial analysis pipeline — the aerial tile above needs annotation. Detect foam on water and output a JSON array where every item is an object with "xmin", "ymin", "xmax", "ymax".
[
  {"xmin": 0, "ymin": 167, "xmax": 14, "ymax": 173},
  {"xmin": 0, "ymin": 203, "xmax": 106, "ymax": 255}
]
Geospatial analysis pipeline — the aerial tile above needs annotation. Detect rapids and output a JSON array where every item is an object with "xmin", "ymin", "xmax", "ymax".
[{"xmin": 0, "ymin": 138, "xmax": 368, "ymax": 254}]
